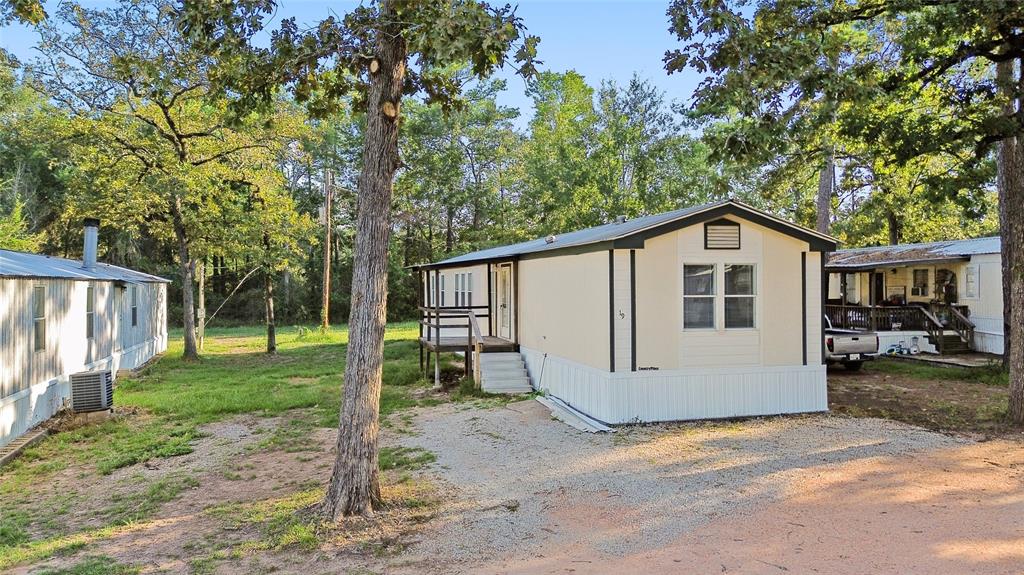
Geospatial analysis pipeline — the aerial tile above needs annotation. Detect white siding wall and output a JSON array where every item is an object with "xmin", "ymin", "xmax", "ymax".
[
  {"xmin": 959, "ymin": 254, "xmax": 1004, "ymax": 354},
  {"xmin": 1, "ymin": 279, "xmax": 167, "ymax": 448},
  {"xmin": 523, "ymin": 346, "xmax": 827, "ymax": 424}
]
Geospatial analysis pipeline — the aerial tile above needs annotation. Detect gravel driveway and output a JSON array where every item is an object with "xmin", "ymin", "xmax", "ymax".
[{"xmin": 397, "ymin": 400, "xmax": 1024, "ymax": 575}]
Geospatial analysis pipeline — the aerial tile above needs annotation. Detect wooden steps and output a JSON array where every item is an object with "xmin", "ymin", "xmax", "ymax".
[{"xmin": 927, "ymin": 332, "xmax": 971, "ymax": 354}]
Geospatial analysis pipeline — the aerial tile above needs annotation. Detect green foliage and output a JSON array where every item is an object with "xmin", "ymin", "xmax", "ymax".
[
  {"xmin": 0, "ymin": 199, "xmax": 41, "ymax": 251},
  {"xmin": 665, "ymin": 0, "xmax": 1011, "ymax": 241}
]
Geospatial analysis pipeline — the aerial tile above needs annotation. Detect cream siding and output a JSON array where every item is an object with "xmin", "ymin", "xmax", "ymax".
[
  {"xmin": 633, "ymin": 217, "xmax": 813, "ymax": 371},
  {"xmin": 518, "ymin": 250, "xmax": 609, "ymax": 370},
  {"xmin": 1, "ymin": 278, "xmax": 167, "ymax": 448},
  {"xmin": 612, "ymin": 250, "xmax": 632, "ymax": 371}
]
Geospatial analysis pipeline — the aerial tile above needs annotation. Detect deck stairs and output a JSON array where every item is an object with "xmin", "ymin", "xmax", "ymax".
[
  {"xmin": 480, "ymin": 353, "xmax": 533, "ymax": 394},
  {"xmin": 927, "ymin": 331, "xmax": 971, "ymax": 354}
]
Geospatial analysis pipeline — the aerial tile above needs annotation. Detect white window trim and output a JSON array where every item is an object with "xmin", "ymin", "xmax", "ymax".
[
  {"xmin": 86, "ymin": 284, "xmax": 96, "ymax": 339},
  {"xmin": 965, "ymin": 264, "xmax": 980, "ymax": 299},
  {"xmin": 723, "ymin": 263, "xmax": 757, "ymax": 330},
  {"xmin": 682, "ymin": 262, "xmax": 759, "ymax": 331},
  {"xmin": 33, "ymin": 284, "xmax": 46, "ymax": 352},
  {"xmin": 682, "ymin": 263, "xmax": 717, "ymax": 331}
]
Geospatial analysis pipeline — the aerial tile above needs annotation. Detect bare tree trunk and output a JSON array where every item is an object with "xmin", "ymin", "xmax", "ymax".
[
  {"xmin": 197, "ymin": 259, "xmax": 206, "ymax": 351},
  {"xmin": 265, "ymin": 270, "xmax": 277, "ymax": 354},
  {"xmin": 321, "ymin": 1, "xmax": 407, "ymax": 520},
  {"xmin": 816, "ymin": 147, "xmax": 834, "ymax": 234},
  {"xmin": 170, "ymin": 195, "xmax": 199, "ymax": 360},
  {"xmin": 322, "ymin": 169, "xmax": 333, "ymax": 331},
  {"xmin": 1004, "ymin": 58, "xmax": 1024, "ymax": 422}
]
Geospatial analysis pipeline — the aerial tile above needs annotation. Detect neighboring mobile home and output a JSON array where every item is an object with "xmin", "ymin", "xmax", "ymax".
[
  {"xmin": 415, "ymin": 199, "xmax": 837, "ymax": 424},
  {"xmin": 825, "ymin": 237, "xmax": 1003, "ymax": 355},
  {"xmin": 0, "ymin": 219, "xmax": 169, "ymax": 448}
]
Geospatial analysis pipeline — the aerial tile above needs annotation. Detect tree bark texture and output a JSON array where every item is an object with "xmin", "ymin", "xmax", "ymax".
[
  {"xmin": 170, "ymin": 195, "xmax": 199, "ymax": 360},
  {"xmin": 998, "ymin": 57, "xmax": 1023, "ymax": 422},
  {"xmin": 265, "ymin": 271, "xmax": 277, "ymax": 354},
  {"xmin": 322, "ymin": 169, "xmax": 333, "ymax": 330},
  {"xmin": 816, "ymin": 148, "xmax": 834, "ymax": 234},
  {"xmin": 321, "ymin": 2, "xmax": 407, "ymax": 519}
]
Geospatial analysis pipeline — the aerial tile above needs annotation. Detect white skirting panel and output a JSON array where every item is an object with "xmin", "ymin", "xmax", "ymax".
[
  {"xmin": 521, "ymin": 347, "xmax": 828, "ymax": 425},
  {"xmin": 0, "ymin": 335, "xmax": 166, "ymax": 449},
  {"xmin": 972, "ymin": 330, "xmax": 1004, "ymax": 355},
  {"xmin": 876, "ymin": 331, "xmax": 937, "ymax": 354}
]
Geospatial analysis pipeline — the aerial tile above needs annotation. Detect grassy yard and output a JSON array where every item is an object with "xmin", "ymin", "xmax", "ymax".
[{"xmin": 0, "ymin": 323, "xmax": 480, "ymax": 574}]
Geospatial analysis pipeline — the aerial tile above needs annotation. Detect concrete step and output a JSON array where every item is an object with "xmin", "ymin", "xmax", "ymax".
[{"xmin": 483, "ymin": 366, "xmax": 528, "ymax": 378}]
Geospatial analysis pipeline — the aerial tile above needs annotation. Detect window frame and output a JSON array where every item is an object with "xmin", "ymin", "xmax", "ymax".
[
  {"xmin": 682, "ymin": 264, "xmax": 717, "ymax": 330},
  {"xmin": 33, "ymin": 285, "xmax": 46, "ymax": 352},
  {"xmin": 912, "ymin": 269, "xmax": 929, "ymax": 297},
  {"xmin": 86, "ymin": 284, "xmax": 96, "ymax": 339},
  {"xmin": 131, "ymin": 285, "xmax": 139, "ymax": 327},
  {"xmin": 723, "ymin": 263, "xmax": 757, "ymax": 330},
  {"xmin": 964, "ymin": 265, "xmax": 979, "ymax": 298}
]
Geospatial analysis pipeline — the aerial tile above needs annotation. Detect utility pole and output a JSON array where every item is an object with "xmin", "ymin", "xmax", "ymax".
[{"xmin": 321, "ymin": 169, "xmax": 333, "ymax": 331}]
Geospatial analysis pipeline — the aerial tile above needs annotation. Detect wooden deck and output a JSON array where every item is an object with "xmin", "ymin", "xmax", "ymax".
[{"xmin": 419, "ymin": 336, "xmax": 518, "ymax": 353}]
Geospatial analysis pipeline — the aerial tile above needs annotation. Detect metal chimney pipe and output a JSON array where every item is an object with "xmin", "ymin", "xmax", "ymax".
[{"xmin": 82, "ymin": 218, "xmax": 99, "ymax": 269}]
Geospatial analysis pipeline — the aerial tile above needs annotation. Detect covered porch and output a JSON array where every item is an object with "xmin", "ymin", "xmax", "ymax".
[
  {"xmin": 826, "ymin": 258, "xmax": 976, "ymax": 354},
  {"xmin": 415, "ymin": 259, "xmax": 520, "ymax": 385}
]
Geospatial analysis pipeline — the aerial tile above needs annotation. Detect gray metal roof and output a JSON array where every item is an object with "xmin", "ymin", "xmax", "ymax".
[
  {"xmin": 0, "ymin": 249, "xmax": 171, "ymax": 283},
  {"xmin": 425, "ymin": 199, "xmax": 836, "ymax": 268},
  {"xmin": 827, "ymin": 236, "xmax": 1001, "ymax": 270}
]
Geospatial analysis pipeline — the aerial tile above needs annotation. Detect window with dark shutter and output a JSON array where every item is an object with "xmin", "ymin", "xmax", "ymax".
[{"xmin": 704, "ymin": 219, "xmax": 740, "ymax": 249}]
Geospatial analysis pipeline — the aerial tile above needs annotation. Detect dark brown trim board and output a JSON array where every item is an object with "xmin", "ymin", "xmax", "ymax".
[
  {"xmin": 801, "ymin": 251, "xmax": 807, "ymax": 366},
  {"xmin": 630, "ymin": 249, "xmax": 637, "ymax": 372},
  {"xmin": 486, "ymin": 262, "xmax": 492, "ymax": 337},
  {"xmin": 608, "ymin": 249, "xmax": 615, "ymax": 373},
  {"xmin": 512, "ymin": 259, "xmax": 520, "ymax": 344}
]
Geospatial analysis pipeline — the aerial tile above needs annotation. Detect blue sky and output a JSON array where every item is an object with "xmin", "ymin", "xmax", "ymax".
[{"xmin": 0, "ymin": 1, "xmax": 706, "ymax": 125}]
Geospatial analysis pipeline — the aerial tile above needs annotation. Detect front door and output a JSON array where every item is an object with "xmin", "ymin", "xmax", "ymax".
[
  {"xmin": 498, "ymin": 264, "xmax": 512, "ymax": 340},
  {"xmin": 871, "ymin": 272, "xmax": 885, "ymax": 305}
]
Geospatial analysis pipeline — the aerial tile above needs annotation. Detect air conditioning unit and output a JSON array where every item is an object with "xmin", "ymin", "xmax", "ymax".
[{"xmin": 70, "ymin": 370, "xmax": 114, "ymax": 413}]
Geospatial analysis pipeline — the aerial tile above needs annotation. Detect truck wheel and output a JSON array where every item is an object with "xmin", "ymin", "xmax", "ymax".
[{"xmin": 844, "ymin": 361, "xmax": 864, "ymax": 372}]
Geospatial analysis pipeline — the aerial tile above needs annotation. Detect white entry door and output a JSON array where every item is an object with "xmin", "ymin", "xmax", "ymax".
[{"xmin": 498, "ymin": 265, "xmax": 512, "ymax": 340}]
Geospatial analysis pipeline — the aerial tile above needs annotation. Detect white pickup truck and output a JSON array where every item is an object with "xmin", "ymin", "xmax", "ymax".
[{"xmin": 824, "ymin": 315, "xmax": 879, "ymax": 371}]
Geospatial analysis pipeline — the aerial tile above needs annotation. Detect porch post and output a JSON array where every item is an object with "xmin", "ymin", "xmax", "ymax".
[{"xmin": 486, "ymin": 262, "xmax": 492, "ymax": 337}]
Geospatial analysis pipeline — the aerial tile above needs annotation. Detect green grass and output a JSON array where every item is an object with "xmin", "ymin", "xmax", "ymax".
[
  {"xmin": 35, "ymin": 556, "xmax": 141, "ymax": 575},
  {"xmin": 0, "ymin": 322, "xmax": 454, "ymax": 571},
  {"xmin": 866, "ymin": 357, "xmax": 1009, "ymax": 386}
]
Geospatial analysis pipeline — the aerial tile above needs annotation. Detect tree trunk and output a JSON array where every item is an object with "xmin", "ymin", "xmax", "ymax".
[
  {"xmin": 322, "ymin": 169, "xmax": 333, "ymax": 330},
  {"xmin": 886, "ymin": 210, "xmax": 901, "ymax": 246},
  {"xmin": 321, "ymin": 2, "xmax": 407, "ymax": 520},
  {"xmin": 170, "ymin": 195, "xmax": 199, "ymax": 360},
  {"xmin": 816, "ymin": 147, "xmax": 834, "ymax": 234},
  {"xmin": 265, "ymin": 270, "xmax": 277, "ymax": 354},
  {"xmin": 197, "ymin": 259, "xmax": 206, "ymax": 351},
  {"xmin": 1005, "ymin": 58, "xmax": 1024, "ymax": 422}
]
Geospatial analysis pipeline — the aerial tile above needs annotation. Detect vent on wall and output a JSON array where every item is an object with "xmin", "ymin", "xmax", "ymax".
[
  {"xmin": 704, "ymin": 218, "xmax": 741, "ymax": 249},
  {"xmin": 70, "ymin": 370, "xmax": 114, "ymax": 413}
]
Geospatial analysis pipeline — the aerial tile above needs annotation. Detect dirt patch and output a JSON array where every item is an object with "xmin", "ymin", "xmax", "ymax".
[{"xmin": 828, "ymin": 365, "xmax": 1018, "ymax": 438}]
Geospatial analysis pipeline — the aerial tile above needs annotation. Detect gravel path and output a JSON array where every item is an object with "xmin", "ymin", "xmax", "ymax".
[{"xmin": 398, "ymin": 400, "xmax": 965, "ymax": 573}]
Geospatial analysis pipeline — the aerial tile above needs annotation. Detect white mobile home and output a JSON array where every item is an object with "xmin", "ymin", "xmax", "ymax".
[
  {"xmin": 0, "ymin": 219, "xmax": 169, "ymax": 448},
  {"xmin": 416, "ymin": 199, "xmax": 837, "ymax": 424},
  {"xmin": 826, "ymin": 236, "xmax": 1004, "ymax": 355}
]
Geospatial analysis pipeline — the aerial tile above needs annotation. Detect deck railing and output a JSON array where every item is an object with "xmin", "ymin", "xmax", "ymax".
[
  {"xmin": 825, "ymin": 303, "xmax": 974, "ymax": 353},
  {"xmin": 418, "ymin": 305, "xmax": 488, "ymax": 386}
]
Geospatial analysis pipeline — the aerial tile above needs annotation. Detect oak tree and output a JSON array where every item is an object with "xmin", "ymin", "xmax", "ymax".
[{"xmin": 179, "ymin": 0, "xmax": 539, "ymax": 518}]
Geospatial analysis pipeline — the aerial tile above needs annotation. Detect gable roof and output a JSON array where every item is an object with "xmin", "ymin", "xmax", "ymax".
[
  {"xmin": 826, "ymin": 236, "xmax": 1000, "ymax": 271},
  {"xmin": 0, "ymin": 249, "xmax": 171, "ymax": 283},
  {"xmin": 418, "ymin": 199, "xmax": 837, "ymax": 269}
]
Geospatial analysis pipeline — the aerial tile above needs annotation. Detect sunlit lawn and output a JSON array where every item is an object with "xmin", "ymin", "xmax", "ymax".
[{"xmin": 0, "ymin": 322, "xmax": 459, "ymax": 571}]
